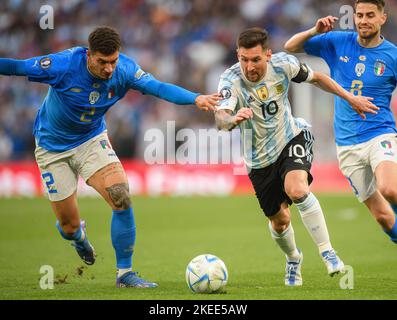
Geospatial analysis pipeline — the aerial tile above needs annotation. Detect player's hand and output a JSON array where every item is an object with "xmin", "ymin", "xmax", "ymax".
[
  {"xmin": 232, "ymin": 108, "xmax": 253, "ymax": 125},
  {"xmin": 315, "ymin": 16, "xmax": 339, "ymax": 34},
  {"xmin": 348, "ymin": 95, "xmax": 379, "ymax": 120},
  {"xmin": 195, "ymin": 93, "xmax": 222, "ymax": 112}
]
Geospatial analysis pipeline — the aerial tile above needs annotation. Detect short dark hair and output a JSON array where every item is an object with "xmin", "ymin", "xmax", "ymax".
[
  {"xmin": 88, "ymin": 26, "xmax": 121, "ymax": 55},
  {"xmin": 237, "ymin": 28, "xmax": 269, "ymax": 49},
  {"xmin": 355, "ymin": 0, "xmax": 385, "ymax": 11}
]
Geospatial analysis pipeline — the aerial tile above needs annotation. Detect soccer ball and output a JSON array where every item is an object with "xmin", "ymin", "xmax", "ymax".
[{"xmin": 185, "ymin": 254, "xmax": 228, "ymax": 293}]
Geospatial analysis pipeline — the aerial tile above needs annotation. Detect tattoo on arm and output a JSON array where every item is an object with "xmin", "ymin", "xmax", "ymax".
[{"xmin": 215, "ymin": 109, "xmax": 236, "ymax": 131}]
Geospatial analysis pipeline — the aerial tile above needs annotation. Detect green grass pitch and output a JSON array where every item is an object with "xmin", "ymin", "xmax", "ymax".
[{"xmin": 0, "ymin": 194, "xmax": 396, "ymax": 300}]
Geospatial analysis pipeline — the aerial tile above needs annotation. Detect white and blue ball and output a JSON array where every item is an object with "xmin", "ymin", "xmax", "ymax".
[{"xmin": 185, "ymin": 254, "xmax": 228, "ymax": 293}]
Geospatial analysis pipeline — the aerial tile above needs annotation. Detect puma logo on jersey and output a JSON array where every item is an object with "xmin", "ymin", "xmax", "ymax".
[{"xmin": 339, "ymin": 56, "xmax": 350, "ymax": 63}]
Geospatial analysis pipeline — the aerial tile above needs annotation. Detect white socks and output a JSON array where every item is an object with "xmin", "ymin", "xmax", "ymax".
[
  {"xmin": 294, "ymin": 193, "xmax": 332, "ymax": 253},
  {"xmin": 268, "ymin": 222, "xmax": 301, "ymax": 262}
]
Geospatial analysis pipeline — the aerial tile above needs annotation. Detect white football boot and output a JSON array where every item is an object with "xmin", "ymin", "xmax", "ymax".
[
  {"xmin": 285, "ymin": 250, "xmax": 303, "ymax": 286},
  {"xmin": 321, "ymin": 249, "xmax": 345, "ymax": 276}
]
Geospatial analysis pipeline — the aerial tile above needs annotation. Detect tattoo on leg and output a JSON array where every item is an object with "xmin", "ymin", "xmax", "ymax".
[
  {"xmin": 105, "ymin": 183, "xmax": 131, "ymax": 209},
  {"xmin": 100, "ymin": 163, "xmax": 124, "ymax": 180}
]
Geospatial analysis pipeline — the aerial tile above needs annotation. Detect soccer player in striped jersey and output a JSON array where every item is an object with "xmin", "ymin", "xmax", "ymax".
[
  {"xmin": 285, "ymin": 0, "xmax": 397, "ymax": 247},
  {"xmin": 0, "ymin": 26, "xmax": 220, "ymax": 288},
  {"xmin": 215, "ymin": 27, "xmax": 377, "ymax": 286}
]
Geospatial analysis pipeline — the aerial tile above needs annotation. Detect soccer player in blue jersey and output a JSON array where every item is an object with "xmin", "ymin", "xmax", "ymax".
[
  {"xmin": 285, "ymin": 0, "xmax": 397, "ymax": 245},
  {"xmin": 0, "ymin": 26, "xmax": 221, "ymax": 288}
]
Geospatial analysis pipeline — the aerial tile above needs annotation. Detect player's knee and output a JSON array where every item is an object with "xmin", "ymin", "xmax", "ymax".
[
  {"xmin": 271, "ymin": 212, "xmax": 290, "ymax": 233},
  {"xmin": 106, "ymin": 183, "xmax": 131, "ymax": 210},
  {"xmin": 285, "ymin": 184, "xmax": 308, "ymax": 202},
  {"xmin": 378, "ymin": 185, "xmax": 397, "ymax": 203}
]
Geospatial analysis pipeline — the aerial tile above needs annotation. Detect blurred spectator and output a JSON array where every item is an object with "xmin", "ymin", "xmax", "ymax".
[{"xmin": 0, "ymin": 0, "xmax": 396, "ymax": 161}]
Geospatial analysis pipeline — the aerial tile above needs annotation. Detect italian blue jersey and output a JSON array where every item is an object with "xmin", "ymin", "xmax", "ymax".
[
  {"xmin": 16, "ymin": 47, "xmax": 199, "ymax": 152},
  {"xmin": 304, "ymin": 31, "xmax": 397, "ymax": 146}
]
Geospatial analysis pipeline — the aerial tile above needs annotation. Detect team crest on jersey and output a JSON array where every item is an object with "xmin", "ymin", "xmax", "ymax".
[
  {"xmin": 355, "ymin": 63, "xmax": 366, "ymax": 77},
  {"xmin": 374, "ymin": 60, "xmax": 386, "ymax": 76},
  {"xmin": 275, "ymin": 83, "xmax": 284, "ymax": 94},
  {"xmin": 256, "ymin": 85, "xmax": 268, "ymax": 101},
  {"xmin": 89, "ymin": 91, "xmax": 100, "ymax": 105},
  {"xmin": 220, "ymin": 87, "xmax": 232, "ymax": 99},
  {"xmin": 40, "ymin": 57, "xmax": 51, "ymax": 69}
]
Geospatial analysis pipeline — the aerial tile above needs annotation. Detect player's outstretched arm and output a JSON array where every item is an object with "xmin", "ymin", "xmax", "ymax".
[
  {"xmin": 284, "ymin": 16, "xmax": 338, "ymax": 53},
  {"xmin": 136, "ymin": 76, "xmax": 221, "ymax": 112},
  {"xmin": 0, "ymin": 58, "xmax": 27, "ymax": 76},
  {"xmin": 309, "ymin": 71, "xmax": 379, "ymax": 120},
  {"xmin": 215, "ymin": 108, "xmax": 253, "ymax": 131}
]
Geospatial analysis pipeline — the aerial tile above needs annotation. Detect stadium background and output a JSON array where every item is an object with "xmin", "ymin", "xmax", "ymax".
[{"xmin": 0, "ymin": 0, "xmax": 396, "ymax": 196}]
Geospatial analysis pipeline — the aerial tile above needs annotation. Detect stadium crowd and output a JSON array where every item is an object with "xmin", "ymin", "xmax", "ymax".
[{"xmin": 0, "ymin": 0, "xmax": 396, "ymax": 161}]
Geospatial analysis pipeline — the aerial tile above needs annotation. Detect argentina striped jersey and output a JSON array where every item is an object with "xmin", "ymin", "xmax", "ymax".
[{"xmin": 217, "ymin": 52, "xmax": 313, "ymax": 169}]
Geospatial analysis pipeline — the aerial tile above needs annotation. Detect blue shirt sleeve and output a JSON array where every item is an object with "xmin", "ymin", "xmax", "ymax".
[
  {"xmin": 134, "ymin": 75, "xmax": 200, "ymax": 105},
  {"xmin": 22, "ymin": 49, "xmax": 73, "ymax": 86},
  {"xmin": 304, "ymin": 31, "xmax": 348, "ymax": 65},
  {"xmin": 0, "ymin": 58, "xmax": 27, "ymax": 76},
  {"xmin": 127, "ymin": 63, "xmax": 199, "ymax": 105}
]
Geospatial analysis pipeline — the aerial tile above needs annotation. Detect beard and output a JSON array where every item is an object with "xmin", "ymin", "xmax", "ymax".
[{"xmin": 358, "ymin": 28, "xmax": 379, "ymax": 41}]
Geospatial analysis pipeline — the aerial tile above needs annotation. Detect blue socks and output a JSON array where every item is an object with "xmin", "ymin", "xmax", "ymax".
[
  {"xmin": 56, "ymin": 220, "xmax": 83, "ymax": 242},
  {"xmin": 384, "ymin": 220, "xmax": 397, "ymax": 244},
  {"xmin": 111, "ymin": 207, "xmax": 136, "ymax": 269}
]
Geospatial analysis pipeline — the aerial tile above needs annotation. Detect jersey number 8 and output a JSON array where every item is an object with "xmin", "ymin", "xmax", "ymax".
[{"xmin": 350, "ymin": 80, "xmax": 363, "ymax": 96}]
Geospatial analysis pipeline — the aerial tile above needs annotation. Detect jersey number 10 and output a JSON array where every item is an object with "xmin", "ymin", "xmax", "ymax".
[{"xmin": 260, "ymin": 101, "xmax": 279, "ymax": 119}]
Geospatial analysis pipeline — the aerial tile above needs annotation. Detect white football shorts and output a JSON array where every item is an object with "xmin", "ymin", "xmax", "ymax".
[
  {"xmin": 337, "ymin": 133, "xmax": 397, "ymax": 202},
  {"xmin": 35, "ymin": 131, "xmax": 120, "ymax": 201}
]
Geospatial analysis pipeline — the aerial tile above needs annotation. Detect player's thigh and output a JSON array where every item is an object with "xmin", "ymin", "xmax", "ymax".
[
  {"xmin": 248, "ymin": 165, "xmax": 290, "ymax": 217},
  {"xmin": 35, "ymin": 147, "xmax": 80, "ymax": 231},
  {"xmin": 35, "ymin": 145, "xmax": 79, "ymax": 202},
  {"xmin": 73, "ymin": 132, "xmax": 130, "ymax": 210},
  {"xmin": 337, "ymin": 144, "xmax": 375, "ymax": 202},
  {"xmin": 50, "ymin": 192, "xmax": 81, "ymax": 231},
  {"xmin": 280, "ymin": 130, "xmax": 314, "ymax": 199},
  {"xmin": 370, "ymin": 135, "xmax": 397, "ymax": 197},
  {"xmin": 87, "ymin": 162, "xmax": 130, "ymax": 210},
  {"xmin": 375, "ymin": 161, "xmax": 397, "ymax": 196},
  {"xmin": 364, "ymin": 190, "xmax": 395, "ymax": 230}
]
